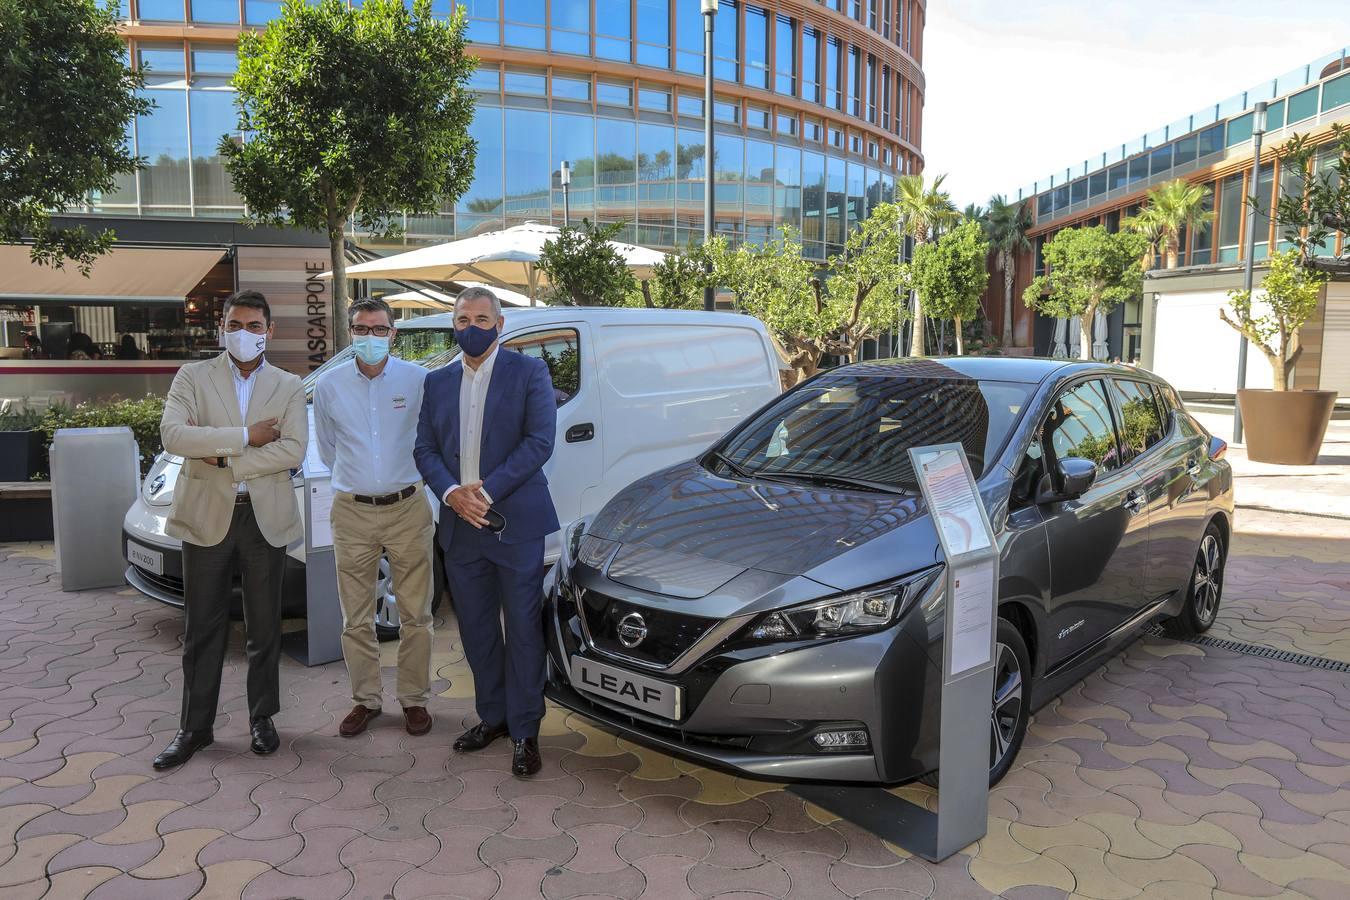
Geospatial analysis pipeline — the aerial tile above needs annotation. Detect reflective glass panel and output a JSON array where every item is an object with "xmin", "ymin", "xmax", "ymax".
[
  {"xmin": 1287, "ymin": 86, "xmax": 1319, "ymax": 124},
  {"xmin": 826, "ymin": 37, "xmax": 841, "ymax": 110},
  {"xmin": 1046, "ymin": 380, "xmax": 1121, "ymax": 472},
  {"xmin": 464, "ymin": 0, "xmax": 499, "ymax": 43},
  {"xmin": 715, "ymin": 1, "xmax": 739, "ymax": 81},
  {"xmin": 637, "ymin": 0, "xmax": 670, "ymax": 67},
  {"xmin": 504, "ymin": 108, "xmax": 550, "ymax": 224},
  {"xmin": 744, "ymin": 139, "xmax": 774, "ymax": 242},
  {"xmin": 189, "ymin": 89, "xmax": 242, "ymax": 207},
  {"xmin": 140, "ymin": 0, "xmax": 185, "ymax": 21},
  {"xmin": 245, "ymin": 1, "xmax": 283, "ymax": 24},
  {"xmin": 552, "ymin": 75, "xmax": 591, "ymax": 101},
  {"xmin": 716, "ymin": 134, "xmax": 745, "ymax": 237},
  {"xmin": 597, "ymin": 81, "xmax": 633, "ymax": 107},
  {"xmin": 1217, "ymin": 172, "xmax": 1242, "ymax": 252},
  {"xmin": 802, "ymin": 150, "xmax": 825, "ymax": 247},
  {"xmin": 637, "ymin": 122, "xmax": 676, "ymax": 247},
  {"xmin": 745, "ymin": 6, "xmax": 768, "ymax": 88},
  {"xmin": 675, "ymin": 0, "xmax": 702, "ymax": 73},
  {"xmin": 553, "ymin": 112, "xmax": 595, "ymax": 221},
  {"xmin": 190, "ymin": 0, "xmax": 238, "ymax": 23},
  {"xmin": 456, "ymin": 106, "xmax": 504, "ymax": 236},
  {"xmin": 595, "ymin": 117, "xmax": 637, "ymax": 226},
  {"xmin": 775, "ymin": 145, "xmax": 802, "ymax": 234},
  {"xmin": 1197, "ymin": 123, "xmax": 1224, "ymax": 156},
  {"xmin": 1149, "ymin": 144, "xmax": 1172, "ymax": 176},
  {"xmin": 846, "ymin": 161, "xmax": 866, "ymax": 231},
  {"xmin": 1173, "ymin": 134, "xmax": 1197, "ymax": 165},
  {"xmin": 676, "ymin": 128, "xmax": 706, "ymax": 244},
  {"xmin": 826, "ymin": 156, "xmax": 846, "ymax": 249},
  {"xmin": 504, "ymin": 0, "xmax": 546, "ymax": 49},
  {"xmin": 1226, "ymin": 112, "xmax": 1254, "ymax": 147},
  {"xmin": 802, "ymin": 27, "xmax": 820, "ymax": 103},
  {"xmin": 137, "ymin": 90, "xmax": 191, "ymax": 207},
  {"xmin": 1252, "ymin": 162, "xmax": 1274, "ymax": 254},
  {"xmin": 1190, "ymin": 182, "xmax": 1214, "ymax": 264},
  {"xmin": 1322, "ymin": 72, "xmax": 1350, "ymax": 111},
  {"xmin": 775, "ymin": 15, "xmax": 795, "ymax": 95},
  {"xmin": 551, "ymin": 0, "xmax": 589, "ymax": 55}
]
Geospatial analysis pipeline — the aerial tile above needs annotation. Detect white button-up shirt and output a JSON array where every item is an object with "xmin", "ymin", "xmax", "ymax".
[
  {"xmin": 446, "ymin": 347, "xmax": 497, "ymax": 505},
  {"xmin": 314, "ymin": 355, "xmax": 427, "ymax": 496},
  {"xmin": 228, "ymin": 357, "xmax": 264, "ymax": 494}
]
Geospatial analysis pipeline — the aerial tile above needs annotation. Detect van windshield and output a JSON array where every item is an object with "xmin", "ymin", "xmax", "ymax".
[
  {"xmin": 716, "ymin": 374, "xmax": 1033, "ymax": 491},
  {"xmin": 302, "ymin": 327, "xmax": 458, "ymax": 397}
]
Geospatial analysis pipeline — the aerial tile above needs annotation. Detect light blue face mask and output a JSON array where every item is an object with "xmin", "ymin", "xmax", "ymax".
[{"xmin": 353, "ymin": 335, "xmax": 390, "ymax": 365}]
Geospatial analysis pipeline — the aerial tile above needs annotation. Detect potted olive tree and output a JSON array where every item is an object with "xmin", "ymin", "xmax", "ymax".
[{"xmin": 1220, "ymin": 250, "xmax": 1333, "ymax": 464}]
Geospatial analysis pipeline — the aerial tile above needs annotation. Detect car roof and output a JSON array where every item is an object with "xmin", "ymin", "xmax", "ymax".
[
  {"xmin": 399, "ymin": 307, "xmax": 769, "ymax": 331},
  {"xmin": 833, "ymin": 356, "xmax": 1153, "ymax": 385}
]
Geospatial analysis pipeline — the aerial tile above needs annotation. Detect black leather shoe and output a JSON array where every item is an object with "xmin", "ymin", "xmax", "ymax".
[
  {"xmin": 453, "ymin": 721, "xmax": 509, "ymax": 753},
  {"xmin": 250, "ymin": 717, "xmax": 280, "ymax": 755},
  {"xmin": 511, "ymin": 738, "xmax": 541, "ymax": 777},
  {"xmin": 152, "ymin": 730, "xmax": 213, "ymax": 769}
]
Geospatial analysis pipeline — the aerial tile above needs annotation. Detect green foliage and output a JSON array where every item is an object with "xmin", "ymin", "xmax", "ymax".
[
  {"xmin": 0, "ymin": 0, "xmax": 151, "ymax": 272},
  {"xmin": 36, "ymin": 396, "xmax": 166, "ymax": 476},
  {"xmin": 1127, "ymin": 178, "xmax": 1211, "ymax": 270},
  {"xmin": 629, "ymin": 242, "xmax": 710, "ymax": 309},
  {"xmin": 538, "ymin": 345, "xmax": 580, "ymax": 396},
  {"xmin": 0, "ymin": 408, "xmax": 44, "ymax": 432},
  {"xmin": 536, "ymin": 219, "xmax": 638, "ymax": 306},
  {"xmin": 1267, "ymin": 125, "xmax": 1350, "ymax": 266},
  {"xmin": 223, "ymin": 0, "xmax": 477, "ymax": 343},
  {"xmin": 1220, "ymin": 249, "xmax": 1328, "ymax": 390},
  {"xmin": 1024, "ymin": 226, "xmax": 1148, "ymax": 361},
  {"xmin": 984, "ymin": 195, "xmax": 1034, "ymax": 348},
  {"xmin": 909, "ymin": 220, "xmax": 991, "ymax": 341},
  {"xmin": 894, "ymin": 174, "xmax": 959, "ymax": 356}
]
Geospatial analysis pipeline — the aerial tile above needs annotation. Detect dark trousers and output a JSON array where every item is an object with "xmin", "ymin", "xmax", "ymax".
[
  {"xmin": 443, "ymin": 523, "xmax": 546, "ymax": 739},
  {"xmin": 180, "ymin": 500, "xmax": 285, "ymax": 732}
]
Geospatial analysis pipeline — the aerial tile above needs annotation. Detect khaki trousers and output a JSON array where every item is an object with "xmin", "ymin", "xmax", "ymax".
[{"xmin": 330, "ymin": 487, "xmax": 435, "ymax": 710}]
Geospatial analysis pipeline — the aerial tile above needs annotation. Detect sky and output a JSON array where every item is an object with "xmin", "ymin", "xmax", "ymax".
[{"xmin": 922, "ymin": 0, "xmax": 1343, "ymax": 208}]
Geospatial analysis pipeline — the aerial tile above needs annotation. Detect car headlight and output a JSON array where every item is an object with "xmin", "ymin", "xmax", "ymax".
[
  {"xmin": 741, "ymin": 567, "xmax": 943, "ymax": 641},
  {"xmin": 563, "ymin": 518, "xmax": 589, "ymax": 567}
]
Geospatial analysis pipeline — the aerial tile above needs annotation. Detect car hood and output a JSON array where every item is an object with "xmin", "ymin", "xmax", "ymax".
[{"xmin": 588, "ymin": 461, "xmax": 945, "ymax": 596}]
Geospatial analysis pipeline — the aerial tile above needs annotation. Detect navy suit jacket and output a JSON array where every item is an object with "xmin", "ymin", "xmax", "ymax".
[{"xmin": 414, "ymin": 349, "xmax": 561, "ymax": 549}]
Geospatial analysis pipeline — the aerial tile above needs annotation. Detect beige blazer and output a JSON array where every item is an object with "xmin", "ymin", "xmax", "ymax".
[{"xmin": 160, "ymin": 353, "xmax": 307, "ymax": 549}]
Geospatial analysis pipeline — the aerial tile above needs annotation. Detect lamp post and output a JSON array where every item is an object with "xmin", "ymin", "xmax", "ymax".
[
  {"xmin": 702, "ymin": 0, "xmax": 717, "ymax": 311},
  {"xmin": 1232, "ymin": 100, "xmax": 1267, "ymax": 444},
  {"xmin": 559, "ymin": 160, "xmax": 572, "ymax": 228}
]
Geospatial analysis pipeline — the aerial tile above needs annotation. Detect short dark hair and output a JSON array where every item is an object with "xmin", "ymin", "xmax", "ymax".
[
  {"xmin": 348, "ymin": 297, "xmax": 395, "ymax": 326},
  {"xmin": 222, "ymin": 289, "xmax": 271, "ymax": 325}
]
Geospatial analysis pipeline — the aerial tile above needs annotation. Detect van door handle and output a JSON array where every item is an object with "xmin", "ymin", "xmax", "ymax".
[
  {"xmin": 1123, "ymin": 491, "xmax": 1145, "ymax": 514},
  {"xmin": 566, "ymin": 423, "xmax": 595, "ymax": 443}
]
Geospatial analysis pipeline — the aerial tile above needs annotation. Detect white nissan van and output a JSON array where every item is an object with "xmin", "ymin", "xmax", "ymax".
[{"xmin": 122, "ymin": 307, "xmax": 783, "ymax": 636}]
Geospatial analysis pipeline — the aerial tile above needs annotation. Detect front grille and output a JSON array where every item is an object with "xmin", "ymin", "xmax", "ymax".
[
  {"xmin": 133, "ymin": 566, "xmax": 184, "ymax": 596},
  {"xmin": 580, "ymin": 589, "xmax": 717, "ymax": 668}
]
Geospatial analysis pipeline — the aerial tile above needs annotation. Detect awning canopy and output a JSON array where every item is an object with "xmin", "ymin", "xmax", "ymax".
[{"xmin": 0, "ymin": 245, "xmax": 227, "ymax": 304}]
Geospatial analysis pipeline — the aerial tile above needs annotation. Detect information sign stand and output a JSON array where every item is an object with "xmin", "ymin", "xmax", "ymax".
[
  {"xmin": 282, "ymin": 427, "xmax": 344, "ymax": 666},
  {"xmin": 792, "ymin": 442, "xmax": 998, "ymax": 862}
]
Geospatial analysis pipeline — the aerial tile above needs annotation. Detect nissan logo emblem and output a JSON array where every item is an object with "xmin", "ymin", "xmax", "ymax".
[{"xmin": 617, "ymin": 612, "xmax": 648, "ymax": 649}]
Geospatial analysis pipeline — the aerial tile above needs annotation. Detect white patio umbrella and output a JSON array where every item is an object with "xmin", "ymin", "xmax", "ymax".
[
  {"xmin": 1050, "ymin": 318, "xmax": 1068, "ymax": 358},
  {"xmin": 1091, "ymin": 310, "xmax": 1110, "ymax": 360},
  {"xmin": 320, "ymin": 222, "xmax": 666, "ymax": 303},
  {"xmin": 379, "ymin": 282, "xmax": 531, "ymax": 310}
]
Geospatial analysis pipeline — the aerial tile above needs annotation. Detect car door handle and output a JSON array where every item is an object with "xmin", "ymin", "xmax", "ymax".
[
  {"xmin": 565, "ymin": 423, "xmax": 595, "ymax": 443},
  {"xmin": 1123, "ymin": 491, "xmax": 1145, "ymax": 514},
  {"xmin": 1185, "ymin": 459, "xmax": 1202, "ymax": 477}
]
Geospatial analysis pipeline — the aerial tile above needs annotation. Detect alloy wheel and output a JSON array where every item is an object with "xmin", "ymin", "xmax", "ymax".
[
  {"xmin": 990, "ymin": 640, "xmax": 1023, "ymax": 772},
  {"xmin": 1192, "ymin": 533, "xmax": 1222, "ymax": 625}
]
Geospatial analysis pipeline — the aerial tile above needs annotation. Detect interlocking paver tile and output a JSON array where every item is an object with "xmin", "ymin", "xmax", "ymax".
[
  {"xmin": 392, "ymin": 863, "xmax": 500, "ymax": 899},
  {"xmin": 542, "ymin": 861, "xmax": 646, "ymax": 899}
]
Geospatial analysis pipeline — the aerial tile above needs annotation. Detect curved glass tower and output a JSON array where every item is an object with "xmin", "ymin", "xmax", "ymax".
[{"xmin": 109, "ymin": 1, "xmax": 926, "ymax": 258}]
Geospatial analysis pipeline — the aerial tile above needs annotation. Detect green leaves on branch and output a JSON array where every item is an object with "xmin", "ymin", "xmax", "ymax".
[
  {"xmin": 1220, "ymin": 249, "xmax": 1327, "ymax": 391},
  {"xmin": 536, "ymin": 219, "xmax": 637, "ymax": 306},
  {"xmin": 0, "ymin": 0, "xmax": 151, "ymax": 272},
  {"xmin": 1023, "ymin": 225, "xmax": 1148, "ymax": 360},
  {"xmin": 909, "ymin": 220, "xmax": 991, "ymax": 355},
  {"xmin": 1125, "ymin": 178, "xmax": 1212, "ymax": 270},
  {"xmin": 1265, "ymin": 125, "xmax": 1350, "ymax": 268},
  {"xmin": 633, "ymin": 242, "xmax": 713, "ymax": 310}
]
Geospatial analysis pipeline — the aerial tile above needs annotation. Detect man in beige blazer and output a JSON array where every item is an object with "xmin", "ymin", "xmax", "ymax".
[{"xmin": 153, "ymin": 290, "xmax": 307, "ymax": 769}]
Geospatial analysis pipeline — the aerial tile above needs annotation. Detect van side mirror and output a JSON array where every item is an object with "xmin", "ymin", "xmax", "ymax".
[{"xmin": 1036, "ymin": 457, "xmax": 1097, "ymax": 504}]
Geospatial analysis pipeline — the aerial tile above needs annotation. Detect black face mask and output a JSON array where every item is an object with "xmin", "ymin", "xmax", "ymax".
[{"xmin": 456, "ymin": 324, "xmax": 498, "ymax": 357}]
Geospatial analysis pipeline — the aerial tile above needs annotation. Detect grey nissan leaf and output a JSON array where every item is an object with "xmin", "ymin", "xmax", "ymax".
[{"xmin": 545, "ymin": 357, "xmax": 1234, "ymax": 785}]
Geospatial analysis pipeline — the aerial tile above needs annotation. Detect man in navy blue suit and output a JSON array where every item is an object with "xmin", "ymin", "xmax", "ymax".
[{"xmin": 414, "ymin": 286, "xmax": 559, "ymax": 777}]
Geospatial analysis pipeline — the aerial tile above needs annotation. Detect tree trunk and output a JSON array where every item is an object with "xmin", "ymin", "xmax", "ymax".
[
  {"xmin": 1078, "ymin": 304, "xmax": 1095, "ymax": 361},
  {"xmin": 955, "ymin": 316, "xmax": 965, "ymax": 355},
  {"xmin": 908, "ymin": 293, "xmax": 925, "ymax": 357},
  {"xmin": 1001, "ymin": 253, "xmax": 1015, "ymax": 347},
  {"xmin": 328, "ymin": 227, "xmax": 350, "ymax": 351}
]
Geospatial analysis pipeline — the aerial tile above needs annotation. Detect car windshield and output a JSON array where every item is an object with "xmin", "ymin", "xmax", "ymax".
[
  {"xmin": 716, "ymin": 374, "xmax": 1033, "ymax": 491},
  {"xmin": 302, "ymin": 327, "xmax": 458, "ymax": 398}
]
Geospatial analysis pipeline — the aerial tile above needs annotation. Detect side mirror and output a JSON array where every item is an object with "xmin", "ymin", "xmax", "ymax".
[{"xmin": 1036, "ymin": 456, "xmax": 1097, "ymax": 504}]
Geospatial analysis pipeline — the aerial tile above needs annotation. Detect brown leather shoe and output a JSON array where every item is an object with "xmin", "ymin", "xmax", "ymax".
[
  {"xmin": 403, "ymin": 706, "xmax": 432, "ymax": 736},
  {"xmin": 339, "ymin": 705, "xmax": 380, "ymax": 737}
]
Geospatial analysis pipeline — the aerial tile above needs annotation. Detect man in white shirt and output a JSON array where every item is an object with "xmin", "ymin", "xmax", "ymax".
[
  {"xmin": 415, "ymin": 287, "xmax": 559, "ymax": 777},
  {"xmin": 314, "ymin": 298, "xmax": 435, "ymax": 738}
]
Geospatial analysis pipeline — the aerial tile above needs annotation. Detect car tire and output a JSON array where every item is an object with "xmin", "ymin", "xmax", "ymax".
[
  {"xmin": 374, "ymin": 549, "xmax": 447, "ymax": 642},
  {"xmin": 919, "ymin": 617, "xmax": 1031, "ymax": 788},
  {"xmin": 1161, "ymin": 522, "xmax": 1225, "ymax": 639}
]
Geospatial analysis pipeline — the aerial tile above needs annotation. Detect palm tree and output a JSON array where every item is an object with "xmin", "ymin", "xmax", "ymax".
[
  {"xmin": 1123, "ymin": 207, "xmax": 1163, "ymax": 272},
  {"xmin": 962, "ymin": 203, "xmax": 987, "ymax": 224},
  {"xmin": 896, "ymin": 173, "xmax": 959, "ymax": 357},
  {"xmin": 984, "ymin": 195, "xmax": 1032, "ymax": 348},
  {"xmin": 1132, "ymin": 178, "xmax": 1213, "ymax": 269}
]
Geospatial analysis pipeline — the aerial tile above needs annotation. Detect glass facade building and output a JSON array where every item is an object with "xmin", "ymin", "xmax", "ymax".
[{"xmin": 102, "ymin": 0, "xmax": 927, "ymax": 259}]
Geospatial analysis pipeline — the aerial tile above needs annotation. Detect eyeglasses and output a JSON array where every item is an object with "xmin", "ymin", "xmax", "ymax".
[{"xmin": 350, "ymin": 325, "xmax": 394, "ymax": 337}]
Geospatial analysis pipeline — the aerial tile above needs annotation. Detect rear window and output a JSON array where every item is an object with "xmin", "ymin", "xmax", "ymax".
[{"xmin": 719, "ymin": 375, "xmax": 1033, "ymax": 489}]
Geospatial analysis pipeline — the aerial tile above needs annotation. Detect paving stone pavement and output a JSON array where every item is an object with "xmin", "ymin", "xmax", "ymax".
[{"xmin": 2, "ymin": 529, "xmax": 1349, "ymax": 900}]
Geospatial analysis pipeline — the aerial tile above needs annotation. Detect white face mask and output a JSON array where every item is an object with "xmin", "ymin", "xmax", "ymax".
[{"xmin": 222, "ymin": 328, "xmax": 267, "ymax": 363}]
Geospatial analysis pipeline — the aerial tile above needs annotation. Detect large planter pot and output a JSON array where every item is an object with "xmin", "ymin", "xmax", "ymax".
[
  {"xmin": 1238, "ymin": 388, "xmax": 1337, "ymax": 465},
  {"xmin": 0, "ymin": 430, "xmax": 43, "ymax": 481}
]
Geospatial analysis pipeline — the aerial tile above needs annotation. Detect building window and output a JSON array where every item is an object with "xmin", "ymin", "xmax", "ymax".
[
  {"xmin": 675, "ymin": 0, "xmax": 701, "ymax": 74},
  {"xmin": 597, "ymin": 81, "xmax": 634, "ymax": 108},
  {"xmin": 1217, "ymin": 172, "xmax": 1243, "ymax": 262},
  {"xmin": 776, "ymin": 113, "xmax": 797, "ymax": 136},
  {"xmin": 847, "ymin": 46, "xmax": 861, "ymax": 118},
  {"xmin": 714, "ymin": 0, "xmax": 739, "ymax": 82},
  {"xmin": 463, "ymin": 0, "xmax": 499, "ymax": 43},
  {"xmin": 636, "ymin": 0, "xmax": 670, "ymax": 68},
  {"xmin": 503, "ymin": 69, "xmax": 546, "ymax": 95},
  {"xmin": 639, "ymin": 85, "xmax": 672, "ymax": 111},
  {"xmin": 1323, "ymin": 72, "xmax": 1350, "ymax": 112},
  {"xmin": 1173, "ymin": 133, "xmax": 1197, "ymax": 166},
  {"xmin": 1287, "ymin": 85, "xmax": 1319, "ymax": 125},
  {"xmin": 190, "ymin": 0, "xmax": 238, "ymax": 23},
  {"xmin": 636, "ymin": 121, "xmax": 675, "ymax": 247},
  {"xmin": 1089, "ymin": 170, "xmax": 1107, "ymax": 197},
  {"xmin": 550, "ymin": 0, "xmax": 589, "ymax": 55},
  {"xmin": 882, "ymin": 0, "xmax": 891, "ymax": 38},
  {"xmin": 745, "ymin": 6, "xmax": 769, "ymax": 89},
  {"xmin": 746, "ymin": 105, "xmax": 770, "ymax": 129},
  {"xmin": 865, "ymin": 55, "xmax": 877, "ymax": 123},
  {"xmin": 1197, "ymin": 123, "xmax": 1224, "ymax": 157},
  {"xmin": 457, "ymin": 106, "xmax": 504, "ymax": 234},
  {"xmin": 504, "ymin": 0, "xmax": 546, "ymax": 50},
  {"xmin": 594, "ymin": 117, "xmax": 636, "ymax": 228},
  {"xmin": 825, "ymin": 37, "xmax": 841, "ymax": 111},
  {"xmin": 802, "ymin": 27, "xmax": 820, "ymax": 103},
  {"xmin": 714, "ymin": 99, "xmax": 741, "ymax": 124},
  {"xmin": 596, "ymin": 0, "xmax": 632, "ymax": 62},
  {"xmin": 1191, "ymin": 182, "xmax": 1214, "ymax": 265},
  {"xmin": 881, "ymin": 64, "xmax": 891, "ymax": 129},
  {"xmin": 1070, "ymin": 178, "xmax": 1086, "ymax": 206},
  {"xmin": 775, "ymin": 15, "xmax": 795, "ymax": 96},
  {"xmin": 1251, "ymin": 162, "xmax": 1274, "ymax": 259},
  {"xmin": 1149, "ymin": 144, "xmax": 1172, "ymax": 178},
  {"xmin": 552, "ymin": 74, "xmax": 591, "ymax": 102}
]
